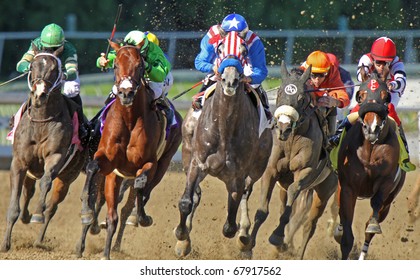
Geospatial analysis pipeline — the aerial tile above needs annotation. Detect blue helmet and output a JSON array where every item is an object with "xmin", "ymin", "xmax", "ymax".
[{"xmin": 221, "ymin": 13, "xmax": 248, "ymax": 32}]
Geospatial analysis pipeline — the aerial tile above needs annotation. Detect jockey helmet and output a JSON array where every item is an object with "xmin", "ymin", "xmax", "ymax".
[
  {"xmin": 124, "ymin": 30, "xmax": 149, "ymax": 52},
  {"xmin": 304, "ymin": 50, "xmax": 331, "ymax": 73},
  {"xmin": 221, "ymin": 13, "xmax": 248, "ymax": 33},
  {"xmin": 371, "ymin": 37, "xmax": 396, "ymax": 62},
  {"xmin": 40, "ymin": 23, "xmax": 65, "ymax": 48},
  {"xmin": 145, "ymin": 31, "xmax": 160, "ymax": 46}
]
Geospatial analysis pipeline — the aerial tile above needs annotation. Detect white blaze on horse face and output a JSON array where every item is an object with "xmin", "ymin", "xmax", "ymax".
[
  {"xmin": 120, "ymin": 79, "xmax": 133, "ymax": 90},
  {"xmin": 34, "ymin": 81, "xmax": 47, "ymax": 97},
  {"xmin": 221, "ymin": 67, "xmax": 240, "ymax": 96},
  {"xmin": 370, "ymin": 114, "xmax": 379, "ymax": 131}
]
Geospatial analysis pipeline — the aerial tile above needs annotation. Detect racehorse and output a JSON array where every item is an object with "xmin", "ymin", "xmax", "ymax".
[
  {"xmin": 174, "ymin": 31, "xmax": 273, "ymax": 257},
  {"xmin": 79, "ymin": 41, "xmax": 182, "ymax": 260},
  {"xmin": 335, "ymin": 70, "xmax": 406, "ymax": 259},
  {"xmin": 249, "ymin": 62, "xmax": 337, "ymax": 259},
  {"xmin": 0, "ymin": 45, "xmax": 87, "ymax": 252}
]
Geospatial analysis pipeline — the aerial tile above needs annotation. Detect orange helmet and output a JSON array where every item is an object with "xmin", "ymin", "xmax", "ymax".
[
  {"xmin": 371, "ymin": 37, "xmax": 396, "ymax": 62},
  {"xmin": 304, "ymin": 50, "xmax": 331, "ymax": 73}
]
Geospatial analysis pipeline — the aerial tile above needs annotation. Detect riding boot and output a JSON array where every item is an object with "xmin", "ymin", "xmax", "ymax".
[
  {"xmin": 256, "ymin": 86, "xmax": 272, "ymax": 120},
  {"xmin": 104, "ymin": 91, "xmax": 116, "ymax": 105},
  {"xmin": 192, "ymin": 77, "xmax": 216, "ymax": 110},
  {"xmin": 328, "ymin": 117, "xmax": 352, "ymax": 147},
  {"xmin": 398, "ymin": 124, "xmax": 416, "ymax": 172},
  {"xmin": 155, "ymin": 95, "xmax": 174, "ymax": 124},
  {"xmin": 70, "ymin": 95, "xmax": 90, "ymax": 147}
]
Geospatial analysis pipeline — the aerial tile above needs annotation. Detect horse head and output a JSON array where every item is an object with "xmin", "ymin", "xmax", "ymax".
[
  {"xmin": 110, "ymin": 41, "xmax": 146, "ymax": 106},
  {"xmin": 357, "ymin": 70, "xmax": 391, "ymax": 144},
  {"xmin": 216, "ymin": 31, "xmax": 247, "ymax": 96},
  {"xmin": 274, "ymin": 61, "xmax": 312, "ymax": 140},
  {"xmin": 28, "ymin": 43, "xmax": 64, "ymax": 107}
]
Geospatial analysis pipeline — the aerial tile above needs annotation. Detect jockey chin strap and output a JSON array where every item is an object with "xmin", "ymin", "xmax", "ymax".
[{"xmin": 27, "ymin": 53, "xmax": 63, "ymax": 93}]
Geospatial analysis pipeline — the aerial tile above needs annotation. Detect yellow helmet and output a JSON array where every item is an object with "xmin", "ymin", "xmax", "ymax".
[{"xmin": 145, "ymin": 31, "xmax": 159, "ymax": 46}]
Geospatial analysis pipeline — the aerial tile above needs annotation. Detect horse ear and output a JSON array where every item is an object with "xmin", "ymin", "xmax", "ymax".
[
  {"xmin": 356, "ymin": 90, "xmax": 366, "ymax": 104},
  {"xmin": 53, "ymin": 45, "xmax": 64, "ymax": 57},
  {"xmin": 360, "ymin": 64, "xmax": 369, "ymax": 82},
  {"xmin": 280, "ymin": 60, "xmax": 289, "ymax": 78},
  {"xmin": 32, "ymin": 42, "xmax": 39, "ymax": 55},
  {"xmin": 109, "ymin": 40, "xmax": 120, "ymax": 52},
  {"xmin": 301, "ymin": 64, "xmax": 311, "ymax": 81}
]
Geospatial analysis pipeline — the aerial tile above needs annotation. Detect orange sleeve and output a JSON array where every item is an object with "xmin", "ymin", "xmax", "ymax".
[{"xmin": 325, "ymin": 66, "xmax": 350, "ymax": 108}]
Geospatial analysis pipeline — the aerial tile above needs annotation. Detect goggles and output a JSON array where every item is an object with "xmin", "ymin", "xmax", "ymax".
[{"xmin": 310, "ymin": 72, "xmax": 328, "ymax": 79}]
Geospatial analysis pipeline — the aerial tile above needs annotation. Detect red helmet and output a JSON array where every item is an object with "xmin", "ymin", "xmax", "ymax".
[{"xmin": 371, "ymin": 37, "xmax": 396, "ymax": 62}]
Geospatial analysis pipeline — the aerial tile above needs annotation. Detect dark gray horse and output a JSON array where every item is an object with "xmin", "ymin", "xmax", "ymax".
[
  {"xmin": 174, "ymin": 31, "xmax": 273, "ymax": 257},
  {"xmin": 1, "ymin": 45, "xmax": 87, "ymax": 252},
  {"xmin": 250, "ymin": 61, "xmax": 337, "ymax": 259}
]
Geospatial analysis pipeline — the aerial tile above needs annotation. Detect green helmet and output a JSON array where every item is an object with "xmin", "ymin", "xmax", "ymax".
[
  {"xmin": 40, "ymin": 23, "xmax": 65, "ymax": 48},
  {"xmin": 124, "ymin": 30, "xmax": 149, "ymax": 52}
]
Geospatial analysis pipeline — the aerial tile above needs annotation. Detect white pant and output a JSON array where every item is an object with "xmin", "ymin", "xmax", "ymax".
[{"xmin": 62, "ymin": 77, "xmax": 81, "ymax": 98}]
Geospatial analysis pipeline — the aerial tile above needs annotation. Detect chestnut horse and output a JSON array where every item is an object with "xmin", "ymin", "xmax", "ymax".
[
  {"xmin": 249, "ymin": 62, "xmax": 338, "ymax": 259},
  {"xmin": 174, "ymin": 31, "xmax": 273, "ymax": 257},
  {"xmin": 1, "ymin": 46, "xmax": 87, "ymax": 252},
  {"xmin": 335, "ymin": 72, "xmax": 406, "ymax": 259},
  {"xmin": 79, "ymin": 42, "xmax": 182, "ymax": 260}
]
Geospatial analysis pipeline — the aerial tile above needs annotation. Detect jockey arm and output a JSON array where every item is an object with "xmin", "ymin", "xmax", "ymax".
[
  {"xmin": 246, "ymin": 39, "xmax": 268, "ymax": 85},
  {"xmin": 194, "ymin": 34, "xmax": 217, "ymax": 73},
  {"xmin": 143, "ymin": 43, "xmax": 171, "ymax": 83}
]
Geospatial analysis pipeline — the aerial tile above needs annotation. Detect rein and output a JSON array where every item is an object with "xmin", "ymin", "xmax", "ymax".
[{"xmin": 28, "ymin": 107, "xmax": 62, "ymax": 123}]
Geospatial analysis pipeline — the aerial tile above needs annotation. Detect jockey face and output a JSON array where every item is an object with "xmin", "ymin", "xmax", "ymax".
[
  {"xmin": 310, "ymin": 72, "xmax": 328, "ymax": 88},
  {"xmin": 373, "ymin": 60, "xmax": 390, "ymax": 76}
]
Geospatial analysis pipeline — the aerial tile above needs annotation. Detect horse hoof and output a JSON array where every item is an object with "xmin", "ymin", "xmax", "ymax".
[
  {"xmin": 126, "ymin": 215, "xmax": 139, "ymax": 227},
  {"xmin": 30, "ymin": 214, "xmax": 45, "ymax": 224},
  {"xmin": 223, "ymin": 223, "xmax": 237, "ymax": 239},
  {"xmin": 20, "ymin": 214, "xmax": 32, "ymax": 224},
  {"xmin": 90, "ymin": 224, "xmax": 101, "ymax": 235},
  {"xmin": 268, "ymin": 233, "xmax": 285, "ymax": 249},
  {"xmin": 0, "ymin": 242, "xmax": 10, "ymax": 252},
  {"xmin": 175, "ymin": 239, "xmax": 191, "ymax": 257},
  {"xmin": 99, "ymin": 220, "xmax": 107, "ymax": 229},
  {"xmin": 139, "ymin": 215, "xmax": 153, "ymax": 227},
  {"xmin": 81, "ymin": 213, "xmax": 94, "ymax": 226},
  {"xmin": 334, "ymin": 224, "xmax": 343, "ymax": 244},
  {"xmin": 237, "ymin": 235, "xmax": 252, "ymax": 252},
  {"xmin": 366, "ymin": 223, "xmax": 382, "ymax": 234}
]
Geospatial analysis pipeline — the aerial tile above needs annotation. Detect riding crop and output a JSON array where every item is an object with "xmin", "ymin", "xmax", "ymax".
[
  {"xmin": 0, "ymin": 72, "xmax": 28, "ymax": 87},
  {"xmin": 101, "ymin": 3, "xmax": 123, "ymax": 72}
]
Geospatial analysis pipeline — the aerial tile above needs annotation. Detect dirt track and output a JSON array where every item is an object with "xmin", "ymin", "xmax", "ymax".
[{"xmin": 0, "ymin": 167, "xmax": 419, "ymax": 260}]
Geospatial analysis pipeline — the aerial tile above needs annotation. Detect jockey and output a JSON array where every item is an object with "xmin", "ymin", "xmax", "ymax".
[
  {"xmin": 12, "ymin": 23, "xmax": 88, "ymax": 144},
  {"xmin": 326, "ymin": 53, "xmax": 355, "ymax": 121},
  {"xmin": 300, "ymin": 50, "xmax": 350, "ymax": 139},
  {"xmin": 97, "ymin": 30, "xmax": 173, "ymax": 118},
  {"xmin": 330, "ymin": 37, "xmax": 415, "ymax": 172},
  {"xmin": 193, "ymin": 13, "xmax": 271, "ymax": 120}
]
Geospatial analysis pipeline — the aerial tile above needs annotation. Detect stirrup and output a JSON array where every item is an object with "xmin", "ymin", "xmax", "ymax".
[{"xmin": 401, "ymin": 159, "xmax": 416, "ymax": 172}]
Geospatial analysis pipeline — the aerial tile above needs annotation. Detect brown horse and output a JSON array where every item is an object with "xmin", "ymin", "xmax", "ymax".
[
  {"xmin": 174, "ymin": 31, "xmax": 273, "ymax": 257},
  {"xmin": 0, "ymin": 46, "xmax": 87, "ymax": 252},
  {"xmin": 334, "ymin": 71, "xmax": 406, "ymax": 259},
  {"xmin": 249, "ymin": 62, "xmax": 337, "ymax": 259},
  {"xmin": 79, "ymin": 42, "xmax": 182, "ymax": 260}
]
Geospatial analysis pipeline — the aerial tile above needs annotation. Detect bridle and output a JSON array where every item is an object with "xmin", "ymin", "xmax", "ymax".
[
  {"xmin": 114, "ymin": 45, "xmax": 145, "ymax": 94},
  {"xmin": 27, "ymin": 53, "xmax": 63, "ymax": 94}
]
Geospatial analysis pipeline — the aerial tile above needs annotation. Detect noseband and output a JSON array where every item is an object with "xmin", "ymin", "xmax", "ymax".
[{"xmin": 114, "ymin": 46, "xmax": 145, "ymax": 93}]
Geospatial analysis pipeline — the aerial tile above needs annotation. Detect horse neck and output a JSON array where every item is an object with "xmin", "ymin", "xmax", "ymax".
[
  {"xmin": 29, "ymin": 90, "xmax": 66, "ymax": 120},
  {"xmin": 115, "ymin": 87, "xmax": 152, "ymax": 129}
]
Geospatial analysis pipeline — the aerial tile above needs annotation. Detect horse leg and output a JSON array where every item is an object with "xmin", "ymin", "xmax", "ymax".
[
  {"xmin": 81, "ymin": 159, "xmax": 100, "ymax": 225},
  {"xmin": 327, "ymin": 186, "xmax": 340, "ymax": 237},
  {"xmin": 102, "ymin": 173, "xmax": 122, "ymax": 260},
  {"xmin": 250, "ymin": 170, "xmax": 277, "ymax": 250},
  {"xmin": 223, "ymin": 178, "xmax": 244, "ymax": 239},
  {"xmin": 19, "ymin": 176, "xmax": 36, "ymax": 224},
  {"xmin": 76, "ymin": 174, "xmax": 105, "ymax": 258},
  {"xmin": 339, "ymin": 185, "xmax": 357, "ymax": 260},
  {"xmin": 297, "ymin": 173, "xmax": 336, "ymax": 259},
  {"xmin": 31, "ymin": 170, "xmax": 57, "ymax": 224},
  {"xmin": 34, "ymin": 177, "xmax": 70, "ymax": 248},
  {"xmin": 112, "ymin": 184, "xmax": 136, "ymax": 252},
  {"xmin": 0, "ymin": 164, "xmax": 26, "ymax": 252},
  {"xmin": 284, "ymin": 189, "xmax": 313, "ymax": 254},
  {"xmin": 174, "ymin": 161, "xmax": 206, "ymax": 257},
  {"xmin": 237, "ymin": 177, "xmax": 255, "ymax": 251}
]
